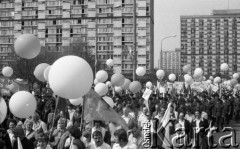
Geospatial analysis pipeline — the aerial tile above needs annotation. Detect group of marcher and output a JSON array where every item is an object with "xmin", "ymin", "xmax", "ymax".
[{"xmin": 0, "ymin": 85, "xmax": 239, "ymax": 149}]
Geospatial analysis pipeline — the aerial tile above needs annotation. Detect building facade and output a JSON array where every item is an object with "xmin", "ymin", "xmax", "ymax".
[
  {"xmin": 181, "ymin": 10, "xmax": 240, "ymax": 76},
  {"xmin": 0, "ymin": 0, "xmax": 154, "ymax": 76},
  {"xmin": 162, "ymin": 48, "xmax": 181, "ymax": 74}
]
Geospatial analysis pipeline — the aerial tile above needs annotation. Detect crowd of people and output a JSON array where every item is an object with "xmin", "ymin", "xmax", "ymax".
[{"xmin": 0, "ymin": 84, "xmax": 240, "ymax": 149}]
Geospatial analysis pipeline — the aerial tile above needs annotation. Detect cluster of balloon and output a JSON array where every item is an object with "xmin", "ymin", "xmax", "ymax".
[
  {"xmin": 106, "ymin": 59, "xmax": 114, "ymax": 67},
  {"xmin": 156, "ymin": 69, "xmax": 165, "ymax": 80},
  {"xmin": 183, "ymin": 64, "xmax": 191, "ymax": 73},
  {"xmin": 111, "ymin": 73, "xmax": 125, "ymax": 87},
  {"xmin": 96, "ymin": 70, "xmax": 108, "ymax": 83},
  {"xmin": 48, "ymin": 55, "xmax": 94, "ymax": 99},
  {"xmin": 34, "ymin": 63, "xmax": 50, "ymax": 82},
  {"xmin": 95, "ymin": 83, "xmax": 108, "ymax": 96},
  {"xmin": 136, "ymin": 67, "xmax": 146, "ymax": 77},
  {"xmin": 103, "ymin": 96, "xmax": 115, "ymax": 108},
  {"xmin": 69, "ymin": 97, "xmax": 83, "ymax": 106},
  {"xmin": 168, "ymin": 74, "xmax": 176, "ymax": 82},
  {"xmin": 0, "ymin": 98, "xmax": 7, "ymax": 124},
  {"xmin": 214, "ymin": 77, "xmax": 221, "ymax": 84},
  {"xmin": 129, "ymin": 81, "xmax": 142, "ymax": 94},
  {"xmin": 9, "ymin": 91, "xmax": 37, "ymax": 119},
  {"xmin": 2, "ymin": 66, "xmax": 13, "ymax": 77},
  {"xmin": 221, "ymin": 63, "xmax": 229, "ymax": 72}
]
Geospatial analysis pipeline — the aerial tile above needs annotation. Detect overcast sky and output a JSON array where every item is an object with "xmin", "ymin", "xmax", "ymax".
[{"xmin": 154, "ymin": 0, "xmax": 240, "ymax": 68}]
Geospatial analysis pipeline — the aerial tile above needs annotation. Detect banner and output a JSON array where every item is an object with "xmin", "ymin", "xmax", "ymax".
[{"xmin": 142, "ymin": 88, "xmax": 152, "ymax": 101}]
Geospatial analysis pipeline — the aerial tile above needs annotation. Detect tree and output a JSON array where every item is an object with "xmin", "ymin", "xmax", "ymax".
[{"xmin": 9, "ymin": 38, "xmax": 96, "ymax": 84}]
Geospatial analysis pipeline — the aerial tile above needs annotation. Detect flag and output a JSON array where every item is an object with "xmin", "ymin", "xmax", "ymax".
[
  {"xmin": 83, "ymin": 89, "xmax": 128, "ymax": 130},
  {"xmin": 157, "ymin": 102, "xmax": 176, "ymax": 149}
]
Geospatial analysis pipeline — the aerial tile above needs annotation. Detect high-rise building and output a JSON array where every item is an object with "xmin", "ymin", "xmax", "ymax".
[
  {"xmin": 162, "ymin": 48, "xmax": 181, "ymax": 74},
  {"xmin": 0, "ymin": 0, "xmax": 154, "ymax": 77},
  {"xmin": 180, "ymin": 10, "xmax": 240, "ymax": 76}
]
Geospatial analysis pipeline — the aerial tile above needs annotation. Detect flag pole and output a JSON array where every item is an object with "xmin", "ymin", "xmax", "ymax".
[
  {"xmin": 80, "ymin": 96, "xmax": 85, "ymax": 134},
  {"xmin": 49, "ymin": 95, "xmax": 59, "ymax": 136}
]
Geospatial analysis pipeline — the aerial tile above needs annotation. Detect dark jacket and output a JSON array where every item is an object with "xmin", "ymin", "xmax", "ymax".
[{"xmin": 12, "ymin": 137, "xmax": 34, "ymax": 149}]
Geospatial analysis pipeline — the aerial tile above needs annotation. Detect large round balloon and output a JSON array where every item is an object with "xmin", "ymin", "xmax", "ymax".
[
  {"xmin": 0, "ymin": 98, "xmax": 7, "ymax": 124},
  {"xmin": 14, "ymin": 34, "xmax": 41, "ymax": 59},
  {"xmin": 129, "ymin": 81, "xmax": 142, "ymax": 94},
  {"xmin": 8, "ymin": 82, "xmax": 20, "ymax": 93},
  {"xmin": 183, "ymin": 64, "xmax": 191, "ymax": 73},
  {"xmin": 121, "ymin": 79, "xmax": 131, "ymax": 90},
  {"xmin": 96, "ymin": 70, "xmax": 108, "ymax": 83},
  {"xmin": 146, "ymin": 81, "xmax": 152, "ymax": 89},
  {"xmin": 169, "ymin": 74, "xmax": 176, "ymax": 82},
  {"xmin": 221, "ymin": 63, "xmax": 229, "ymax": 71},
  {"xmin": 95, "ymin": 83, "xmax": 108, "ymax": 96},
  {"xmin": 214, "ymin": 77, "xmax": 221, "ymax": 84},
  {"xmin": 43, "ymin": 66, "xmax": 51, "ymax": 82},
  {"xmin": 136, "ymin": 67, "xmax": 146, "ymax": 77},
  {"xmin": 194, "ymin": 68, "xmax": 203, "ymax": 76},
  {"xmin": 69, "ymin": 97, "xmax": 83, "ymax": 106},
  {"xmin": 233, "ymin": 73, "xmax": 239, "ymax": 80},
  {"xmin": 9, "ymin": 91, "xmax": 37, "ymax": 119},
  {"xmin": 156, "ymin": 70, "xmax": 165, "ymax": 79},
  {"xmin": 34, "ymin": 63, "xmax": 50, "ymax": 82},
  {"xmin": 103, "ymin": 96, "xmax": 115, "ymax": 108},
  {"xmin": 230, "ymin": 79, "xmax": 238, "ymax": 86},
  {"xmin": 2, "ymin": 66, "xmax": 13, "ymax": 77},
  {"xmin": 111, "ymin": 73, "xmax": 125, "ymax": 87},
  {"xmin": 48, "ymin": 55, "xmax": 94, "ymax": 99},
  {"xmin": 106, "ymin": 59, "xmax": 114, "ymax": 67}
]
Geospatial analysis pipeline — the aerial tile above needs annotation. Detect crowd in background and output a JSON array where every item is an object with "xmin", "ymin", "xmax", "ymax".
[{"xmin": 0, "ymin": 84, "xmax": 240, "ymax": 149}]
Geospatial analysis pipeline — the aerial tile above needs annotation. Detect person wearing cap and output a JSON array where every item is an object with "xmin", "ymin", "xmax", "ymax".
[
  {"xmin": 88, "ymin": 130, "xmax": 111, "ymax": 149},
  {"xmin": 11, "ymin": 126, "xmax": 34, "ymax": 149}
]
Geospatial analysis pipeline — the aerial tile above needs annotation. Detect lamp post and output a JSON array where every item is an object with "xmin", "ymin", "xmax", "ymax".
[{"xmin": 160, "ymin": 35, "xmax": 177, "ymax": 69}]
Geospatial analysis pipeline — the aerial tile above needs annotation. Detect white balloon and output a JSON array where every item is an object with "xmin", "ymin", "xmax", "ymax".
[
  {"xmin": 221, "ymin": 63, "xmax": 229, "ymax": 71},
  {"xmin": 0, "ymin": 98, "xmax": 7, "ymax": 124},
  {"xmin": 194, "ymin": 68, "xmax": 203, "ymax": 76},
  {"xmin": 103, "ymin": 96, "xmax": 115, "ymax": 108},
  {"xmin": 43, "ymin": 66, "xmax": 51, "ymax": 82},
  {"xmin": 95, "ymin": 83, "xmax": 108, "ymax": 96},
  {"xmin": 48, "ymin": 55, "xmax": 93, "ymax": 99},
  {"xmin": 169, "ymin": 74, "xmax": 176, "ymax": 82},
  {"xmin": 2, "ymin": 66, "xmax": 13, "ymax": 77},
  {"xmin": 209, "ymin": 76, "xmax": 214, "ymax": 80},
  {"xmin": 106, "ymin": 59, "xmax": 114, "ymax": 67},
  {"xmin": 206, "ymin": 80, "xmax": 212, "ymax": 84},
  {"xmin": 34, "ymin": 63, "xmax": 50, "ymax": 82},
  {"xmin": 96, "ymin": 70, "xmax": 108, "ymax": 83},
  {"xmin": 146, "ymin": 81, "xmax": 152, "ymax": 89},
  {"xmin": 94, "ymin": 79, "xmax": 100, "ymax": 85},
  {"xmin": 214, "ymin": 77, "xmax": 221, "ymax": 84},
  {"xmin": 69, "ymin": 97, "xmax": 83, "ymax": 106},
  {"xmin": 115, "ymin": 87, "xmax": 122, "ymax": 93},
  {"xmin": 106, "ymin": 81, "xmax": 112, "ymax": 87},
  {"xmin": 136, "ymin": 67, "xmax": 146, "ymax": 77},
  {"xmin": 156, "ymin": 70, "xmax": 165, "ymax": 79},
  {"xmin": 121, "ymin": 79, "xmax": 131, "ymax": 90},
  {"xmin": 233, "ymin": 73, "xmax": 239, "ymax": 79},
  {"xmin": 9, "ymin": 91, "xmax": 37, "ymax": 119}
]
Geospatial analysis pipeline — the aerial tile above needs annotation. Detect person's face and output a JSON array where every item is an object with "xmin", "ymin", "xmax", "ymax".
[
  {"xmin": 60, "ymin": 111, "xmax": 64, "ymax": 118},
  {"xmin": 33, "ymin": 114, "xmax": 39, "ymax": 122},
  {"xmin": 179, "ymin": 113, "xmax": 184, "ymax": 120},
  {"xmin": 37, "ymin": 139, "xmax": 47, "ymax": 149},
  {"xmin": 9, "ymin": 122, "xmax": 16, "ymax": 130},
  {"xmin": 155, "ymin": 105, "xmax": 159, "ymax": 111},
  {"xmin": 195, "ymin": 111, "xmax": 200, "ymax": 119},
  {"xmin": 58, "ymin": 121, "xmax": 65, "ymax": 129},
  {"xmin": 93, "ymin": 134, "xmax": 103, "ymax": 147},
  {"xmin": 123, "ymin": 108, "xmax": 129, "ymax": 116},
  {"xmin": 26, "ymin": 122, "xmax": 33, "ymax": 131}
]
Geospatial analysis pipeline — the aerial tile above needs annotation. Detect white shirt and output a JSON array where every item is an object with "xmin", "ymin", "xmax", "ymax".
[
  {"xmin": 112, "ymin": 142, "xmax": 137, "ymax": 149},
  {"xmin": 33, "ymin": 120, "xmax": 48, "ymax": 133},
  {"xmin": 122, "ymin": 115, "xmax": 131, "ymax": 124},
  {"xmin": 88, "ymin": 142, "xmax": 111, "ymax": 149},
  {"xmin": 7, "ymin": 130, "xmax": 14, "ymax": 147},
  {"xmin": 138, "ymin": 113, "xmax": 148, "ymax": 128}
]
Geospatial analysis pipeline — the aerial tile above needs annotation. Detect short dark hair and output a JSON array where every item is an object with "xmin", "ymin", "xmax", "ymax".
[
  {"xmin": 92, "ymin": 130, "xmax": 102, "ymax": 138},
  {"xmin": 37, "ymin": 133, "xmax": 49, "ymax": 143},
  {"xmin": 7, "ymin": 119, "xmax": 17, "ymax": 127},
  {"xmin": 68, "ymin": 126, "xmax": 81, "ymax": 139},
  {"xmin": 114, "ymin": 129, "xmax": 128, "ymax": 142}
]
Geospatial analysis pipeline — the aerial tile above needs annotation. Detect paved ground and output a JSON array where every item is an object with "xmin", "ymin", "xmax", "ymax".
[{"xmin": 213, "ymin": 120, "xmax": 240, "ymax": 149}]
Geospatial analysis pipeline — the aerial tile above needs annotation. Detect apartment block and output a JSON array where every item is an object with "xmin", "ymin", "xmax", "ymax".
[
  {"xmin": 0, "ymin": 0, "xmax": 154, "ymax": 76},
  {"xmin": 162, "ymin": 48, "xmax": 181, "ymax": 74},
  {"xmin": 181, "ymin": 10, "xmax": 240, "ymax": 76}
]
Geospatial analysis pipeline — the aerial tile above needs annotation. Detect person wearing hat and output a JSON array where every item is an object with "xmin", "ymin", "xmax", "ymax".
[{"xmin": 12, "ymin": 126, "xmax": 34, "ymax": 149}]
